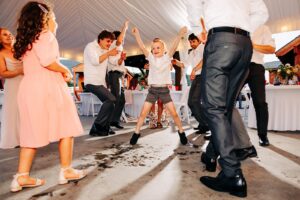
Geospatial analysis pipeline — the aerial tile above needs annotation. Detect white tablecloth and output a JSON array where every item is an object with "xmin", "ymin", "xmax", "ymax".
[
  {"xmin": 248, "ymin": 85, "xmax": 300, "ymax": 131},
  {"xmin": 0, "ymin": 90, "xmax": 3, "ymax": 122},
  {"xmin": 79, "ymin": 93, "xmax": 102, "ymax": 116},
  {"xmin": 124, "ymin": 89, "xmax": 183, "ymax": 118}
]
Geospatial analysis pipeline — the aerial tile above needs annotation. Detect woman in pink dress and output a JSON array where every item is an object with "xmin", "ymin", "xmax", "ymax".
[{"xmin": 10, "ymin": 2, "xmax": 86, "ymax": 192}]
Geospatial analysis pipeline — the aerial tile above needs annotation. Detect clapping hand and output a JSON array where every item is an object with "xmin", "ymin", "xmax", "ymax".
[
  {"xmin": 124, "ymin": 20, "xmax": 129, "ymax": 31},
  {"xmin": 108, "ymin": 48, "xmax": 119, "ymax": 56},
  {"xmin": 120, "ymin": 51, "xmax": 127, "ymax": 60}
]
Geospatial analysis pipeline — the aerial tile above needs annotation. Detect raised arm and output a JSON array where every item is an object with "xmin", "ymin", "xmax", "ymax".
[
  {"xmin": 198, "ymin": 17, "xmax": 208, "ymax": 44},
  {"xmin": 116, "ymin": 20, "xmax": 129, "ymax": 46},
  {"xmin": 132, "ymin": 27, "xmax": 149, "ymax": 57},
  {"xmin": 168, "ymin": 26, "xmax": 187, "ymax": 57}
]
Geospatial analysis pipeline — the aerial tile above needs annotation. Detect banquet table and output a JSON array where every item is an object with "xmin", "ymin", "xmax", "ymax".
[
  {"xmin": 247, "ymin": 85, "xmax": 300, "ymax": 131},
  {"xmin": 124, "ymin": 89, "xmax": 183, "ymax": 118}
]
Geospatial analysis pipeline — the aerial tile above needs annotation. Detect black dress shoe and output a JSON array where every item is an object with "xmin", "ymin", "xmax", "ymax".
[
  {"xmin": 204, "ymin": 133, "xmax": 211, "ymax": 140},
  {"xmin": 235, "ymin": 145, "xmax": 257, "ymax": 161},
  {"xmin": 130, "ymin": 133, "xmax": 140, "ymax": 145},
  {"xmin": 89, "ymin": 124, "xmax": 109, "ymax": 137},
  {"xmin": 110, "ymin": 122, "xmax": 124, "ymax": 129},
  {"xmin": 200, "ymin": 170, "xmax": 247, "ymax": 198},
  {"xmin": 178, "ymin": 131, "xmax": 188, "ymax": 145},
  {"xmin": 259, "ymin": 135, "xmax": 270, "ymax": 146},
  {"xmin": 196, "ymin": 126, "xmax": 210, "ymax": 134},
  {"xmin": 200, "ymin": 152, "xmax": 217, "ymax": 172},
  {"xmin": 108, "ymin": 128, "xmax": 116, "ymax": 135}
]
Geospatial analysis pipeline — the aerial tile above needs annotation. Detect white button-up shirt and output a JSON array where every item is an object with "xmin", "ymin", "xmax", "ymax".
[
  {"xmin": 184, "ymin": 44, "xmax": 204, "ymax": 75},
  {"xmin": 83, "ymin": 40, "xmax": 108, "ymax": 87},
  {"xmin": 251, "ymin": 25, "xmax": 275, "ymax": 64},
  {"xmin": 185, "ymin": 0, "xmax": 269, "ymax": 33},
  {"xmin": 108, "ymin": 41, "xmax": 127, "ymax": 73}
]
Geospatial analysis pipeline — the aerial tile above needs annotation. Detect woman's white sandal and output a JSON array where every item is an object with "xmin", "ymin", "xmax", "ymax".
[
  {"xmin": 10, "ymin": 172, "xmax": 44, "ymax": 192},
  {"xmin": 58, "ymin": 167, "xmax": 86, "ymax": 185}
]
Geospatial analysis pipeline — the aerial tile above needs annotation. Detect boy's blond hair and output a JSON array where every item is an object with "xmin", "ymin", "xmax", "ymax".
[{"xmin": 151, "ymin": 38, "xmax": 167, "ymax": 53}]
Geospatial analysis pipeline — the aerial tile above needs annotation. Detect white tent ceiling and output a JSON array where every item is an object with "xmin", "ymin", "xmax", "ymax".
[{"xmin": 1, "ymin": 0, "xmax": 300, "ymax": 62}]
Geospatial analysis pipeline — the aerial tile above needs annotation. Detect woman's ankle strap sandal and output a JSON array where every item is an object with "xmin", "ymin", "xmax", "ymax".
[
  {"xmin": 58, "ymin": 167, "xmax": 86, "ymax": 185},
  {"xmin": 10, "ymin": 172, "xmax": 44, "ymax": 192}
]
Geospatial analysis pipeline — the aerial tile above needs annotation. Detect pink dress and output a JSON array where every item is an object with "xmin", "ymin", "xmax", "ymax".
[{"xmin": 18, "ymin": 31, "xmax": 83, "ymax": 148}]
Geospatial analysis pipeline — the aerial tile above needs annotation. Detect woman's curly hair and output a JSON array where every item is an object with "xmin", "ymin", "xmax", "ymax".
[{"xmin": 14, "ymin": 1, "xmax": 50, "ymax": 60}]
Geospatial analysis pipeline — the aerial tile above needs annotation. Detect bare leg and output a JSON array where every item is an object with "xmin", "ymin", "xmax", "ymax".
[
  {"xmin": 59, "ymin": 137, "xmax": 73, "ymax": 168},
  {"xmin": 18, "ymin": 148, "xmax": 36, "ymax": 173},
  {"xmin": 149, "ymin": 103, "xmax": 156, "ymax": 129},
  {"xmin": 165, "ymin": 102, "xmax": 184, "ymax": 133},
  {"xmin": 59, "ymin": 137, "xmax": 81, "ymax": 179},
  {"xmin": 151, "ymin": 103, "xmax": 155, "ymax": 113},
  {"xmin": 157, "ymin": 99, "xmax": 163, "ymax": 123},
  {"xmin": 135, "ymin": 101, "xmax": 153, "ymax": 134},
  {"xmin": 165, "ymin": 101, "xmax": 187, "ymax": 145},
  {"xmin": 16, "ymin": 147, "xmax": 45, "ymax": 185}
]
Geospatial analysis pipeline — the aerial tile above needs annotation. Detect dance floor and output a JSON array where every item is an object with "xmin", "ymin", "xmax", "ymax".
[{"xmin": 0, "ymin": 112, "xmax": 299, "ymax": 200}]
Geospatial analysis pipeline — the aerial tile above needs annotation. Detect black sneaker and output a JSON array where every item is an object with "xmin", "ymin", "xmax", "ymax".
[
  {"xmin": 130, "ymin": 133, "xmax": 140, "ymax": 145},
  {"xmin": 259, "ymin": 135, "xmax": 270, "ymax": 146},
  {"xmin": 178, "ymin": 131, "xmax": 188, "ymax": 145}
]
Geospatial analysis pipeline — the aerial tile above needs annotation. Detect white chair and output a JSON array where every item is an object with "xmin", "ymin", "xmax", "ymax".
[
  {"xmin": 79, "ymin": 93, "xmax": 102, "ymax": 117},
  {"xmin": 174, "ymin": 87, "xmax": 191, "ymax": 124}
]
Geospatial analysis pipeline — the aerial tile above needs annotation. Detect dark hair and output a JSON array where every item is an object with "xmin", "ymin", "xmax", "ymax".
[
  {"xmin": 113, "ymin": 31, "xmax": 121, "ymax": 39},
  {"xmin": 0, "ymin": 27, "xmax": 9, "ymax": 50},
  {"xmin": 188, "ymin": 33, "xmax": 199, "ymax": 41},
  {"xmin": 97, "ymin": 30, "xmax": 115, "ymax": 43},
  {"xmin": 13, "ymin": 1, "xmax": 50, "ymax": 60}
]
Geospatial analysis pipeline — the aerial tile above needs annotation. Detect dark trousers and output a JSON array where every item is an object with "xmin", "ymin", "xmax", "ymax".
[
  {"xmin": 85, "ymin": 84, "xmax": 116, "ymax": 129},
  {"xmin": 245, "ymin": 62, "xmax": 268, "ymax": 137},
  {"xmin": 200, "ymin": 32, "xmax": 253, "ymax": 177},
  {"xmin": 108, "ymin": 71, "xmax": 125, "ymax": 123},
  {"xmin": 188, "ymin": 74, "xmax": 208, "ymax": 128},
  {"xmin": 206, "ymin": 108, "xmax": 252, "ymax": 158}
]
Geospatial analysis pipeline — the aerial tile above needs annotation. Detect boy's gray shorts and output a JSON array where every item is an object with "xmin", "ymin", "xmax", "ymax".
[{"xmin": 145, "ymin": 87, "xmax": 172, "ymax": 104}]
